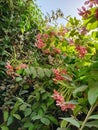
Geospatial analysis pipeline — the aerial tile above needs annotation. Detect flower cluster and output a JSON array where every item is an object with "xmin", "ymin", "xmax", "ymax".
[
  {"xmin": 52, "ymin": 90, "xmax": 75, "ymax": 111},
  {"xmin": 84, "ymin": 0, "xmax": 98, "ymax": 8},
  {"xmin": 16, "ymin": 63, "xmax": 28, "ymax": 70},
  {"xmin": 5, "ymin": 62, "xmax": 28, "ymax": 78},
  {"xmin": 68, "ymin": 38, "xmax": 74, "ymax": 45},
  {"xmin": 35, "ymin": 34, "xmax": 46, "ymax": 49},
  {"xmin": 53, "ymin": 69, "xmax": 67, "ymax": 82},
  {"xmin": 95, "ymin": 8, "xmax": 98, "ymax": 20},
  {"xmin": 76, "ymin": 45, "xmax": 87, "ymax": 58},
  {"xmin": 77, "ymin": 6, "xmax": 91, "ymax": 18},
  {"xmin": 79, "ymin": 26, "xmax": 88, "ymax": 35}
]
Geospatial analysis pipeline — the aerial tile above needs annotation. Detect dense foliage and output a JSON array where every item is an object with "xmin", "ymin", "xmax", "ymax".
[{"xmin": 1, "ymin": 0, "xmax": 98, "ymax": 130}]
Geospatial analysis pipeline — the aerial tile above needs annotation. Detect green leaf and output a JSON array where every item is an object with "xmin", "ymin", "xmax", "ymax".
[
  {"xmin": 15, "ymin": 77, "xmax": 22, "ymax": 82},
  {"xmin": 61, "ymin": 117, "xmax": 80, "ymax": 128},
  {"xmin": 47, "ymin": 115, "xmax": 58, "ymax": 125},
  {"xmin": 13, "ymin": 114, "xmax": 21, "ymax": 120},
  {"xmin": 16, "ymin": 97, "xmax": 24, "ymax": 103},
  {"xmin": 31, "ymin": 115, "xmax": 42, "ymax": 121},
  {"xmin": 24, "ymin": 123, "xmax": 34, "ymax": 128},
  {"xmin": 24, "ymin": 108, "xmax": 32, "ymax": 117},
  {"xmin": 44, "ymin": 68, "xmax": 52, "ymax": 77},
  {"xmin": 37, "ymin": 67, "xmax": 45, "ymax": 79},
  {"xmin": 57, "ymin": 128, "xmax": 70, "ymax": 130},
  {"xmin": 3, "ymin": 111, "xmax": 9, "ymax": 122},
  {"xmin": 73, "ymin": 85, "xmax": 88, "ymax": 97},
  {"xmin": 88, "ymin": 86, "xmax": 98, "ymax": 106},
  {"xmin": 30, "ymin": 66, "xmax": 37, "ymax": 78},
  {"xmin": 19, "ymin": 104, "xmax": 27, "ymax": 111},
  {"xmin": 40, "ymin": 117, "xmax": 50, "ymax": 125},
  {"xmin": 38, "ymin": 109, "xmax": 44, "ymax": 116},
  {"xmin": 7, "ymin": 116, "xmax": 14, "ymax": 126},
  {"xmin": 88, "ymin": 115, "xmax": 98, "ymax": 120},
  {"xmin": 61, "ymin": 120, "xmax": 68, "ymax": 128},
  {"xmin": 85, "ymin": 121, "xmax": 98, "ymax": 128},
  {"xmin": 1, "ymin": 126, "xmax": 9, "ymax": 130}
]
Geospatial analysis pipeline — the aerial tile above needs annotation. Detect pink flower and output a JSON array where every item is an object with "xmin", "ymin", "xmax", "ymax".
[
  {"xmin": 95, "ymin": 8, "xmax": 98, "ymax": 20},
  {"xmin": 16, "ymin": 63, "xmax": 28, "ymax": 70},
  {"xmin": 35, "ymin": 39, "xmax": 46, "ymax": 49},
  {"xmin": 52, "ymin": 90, "xmax": 75, "ymax": 111},
  {"xmin": 77, "ymin": 6, "xmax": 91, "ymax": 18},
  {"xmin": 53, "ymin": 47, "xmax": 61, "ymax": 54},
  {"xmin": 79, "ymin": 26, "xmax": 88, "ymax": 35},
  {"xmin": 53, "ymin": 69, "xmax": 67, "ymax": 81},
  {"xmin": 84, "ymin": 0, "xmax": 98, "ymax": 7},
  {"xmin": 5, "ymin": 61, "xmax": 13, "ymax": 71},
  {"xmin": 68, "ymin": 38, "xmax": 74, "ymax": 45},
  {"xmin": 43, "ymin": 34, "xmax": 49, "ymax": 39},
  {"xmin": 36, "ymin": 33, "xmax": 42, "ymax": 39},
  {"xmin": 76, "ymin": 45, "xmax": 87, "ymax": 58}
]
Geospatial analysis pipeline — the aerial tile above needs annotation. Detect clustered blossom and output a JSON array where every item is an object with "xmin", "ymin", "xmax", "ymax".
[
  {"xmin": 5, "ymin": 62, "xmax": 28, "ymax": 78},
  {"xmin": 52, "ymin": 90, "xmax": 75, "ymax": 111},
  {"xmin": 5, "ymin": 62, "xmax": 14, "ymax": 76},
  {"xmin": 95, "ymin": 8, "xmax": 98, "ymax": 20},
  {"xmin": 84, "ymin": 0, "xmax": 98, "ymax": 8},
  {"xmin": 16, "ymin": 63, "xmax": 28, "ymax": 70},
  {"xmin": 68, "ymin": 38, "xmax": 74, "ymax": 45},
  {"xmin": 76, "ymin": 45, "xmax": 87, "ymax": 58},
  {"xmin": 77, "ymin": 6, "xmax": 91, "ymax": 18},
  {"xmin": 53, "ymin": 47, "xmax": 61, "ymax": 54},
  {"xmin": 79, "ymin": 26, "xmax": 88, "ymax": 35},
  {"xmin": 35, "ymin": 34, "xmax": 46, "ymax": 49},
  {"xmin": 53, "ymin": 69, "xmax": 67, "ymax": 82}
]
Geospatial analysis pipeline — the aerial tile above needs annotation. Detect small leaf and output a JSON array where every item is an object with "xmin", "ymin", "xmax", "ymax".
[
  {"xmin": 57, "ymin": 128, "xmax": 70, "ymax": 130},
  {"xmin": 44, "ymin": 68, "xmax": 52, "ymax": 77},
  {"xmin": 1, "ymin": 126, "xmax": 9, "ymax": 130},
  {"xmin": 38, "ymin": 108, "xmax": 44, "ymax": 116},
  {"xmin": 16, "ymin": 97, "xmax": 24, "ymax": 103},
  {"xmin": 19, "ymin": 104, "xmax": 27, "ymax": 111},
  {"xmin": 61, "ymin": 120, "xmax": 68, "ymax": 128},
  {"xmin": 61, "ymin": 117, "xmax": 80, "ymax": 128},
  {"xmin": 7, "ymin": 116, "xmax": 14, "ymax": 126},
  {"xmin": 85, "ymin": 120, "xmax": 98, "ymax": 128},
  {"xmin": 88, "ymin": 115, "xmax": 98, "ymax": 120},
  {"xmin": 24, "ymin": 108, "xmax": 32, "ymax": 117},
  {"xmin": 24, "ymin": 123, "xmax": 34, "ymax": 128},
  {"xmin": 13, "ymin": 114, "xmax": 21, "ymax": 120},
  {"xmin": 37, "ymin": 67, "xmax": 45, "ymax": 79},
  {"xmin": 73, "ymin": 85, "xmax": 88, "ymax": 97},
  {"xmin": 15, "ymin": 77, "xmax": 22, "ymax": 82},
  {"xmin": 3, "ymin": 111, "xmax": 9, "ymax": 122},
  {"xmin": 40, "ymin": 117, "xmax": 50, "ymax": 125},
  {"xmin": 31, "ymin": 115, "xmax": 42, "ymax": 120},
  {"xmin": 48, "ymin": 116, "xmax": 58, "ymax": 125},
  {"xmin": 88, "ymin": 86, "xmax": 98, "ymax": 106},
  {"xmin": 30, "ymin": 67, "xmax": 37, "ymax": 78}
]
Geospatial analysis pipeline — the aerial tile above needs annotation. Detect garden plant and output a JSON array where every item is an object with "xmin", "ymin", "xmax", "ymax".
[{"xmin": 0, "ymin": 0, "xmax": 98, "ymax": 130}]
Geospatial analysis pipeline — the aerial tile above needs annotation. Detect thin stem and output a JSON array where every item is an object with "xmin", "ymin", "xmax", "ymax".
[{"xmin": 79, "ymin": 102, "xmax": 98, "ymax": 130}]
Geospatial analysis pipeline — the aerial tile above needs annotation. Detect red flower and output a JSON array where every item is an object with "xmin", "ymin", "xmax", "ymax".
[
  {"xmin": 35, "ymin": 39, "xmax": 46, "ymax": 49},
  {"xmin": 68, "ymin": 38, "xmax": 74, "ymax": 45},
  {"xmin": 16, "ymin": 63, "xmax": 28, "ymax": 70},
  {"xmin": 77, "ymin": 6, "xmax": 91, "ymax": 18},
  {"xmin": 53, "ymin": 47, "xmax": 61, "ymax": 54},
  {"xmin": 52, "ymin": 90, "xmax": 75, "ymax": 111},
  {"xmin": 79, "ymin": 26, "xmax": 88, "ymax": 35},
  {"xmin": 95, "ymin": 8, "xmax": 98, "ymax": 20},
  {"xmin": 5, "ymin": 61, "xmax": 13, "ymax": 71},
  {"xmin": 53, "ymin": 69, "xmax": 67, "ymax": 81},
  {"xmin": 76, "ymin": 45, "xmax": 87, "ymax": 58},
  {"xmin": 84, "ymin": 0, "xmax": 98, "ymax": 7}
]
